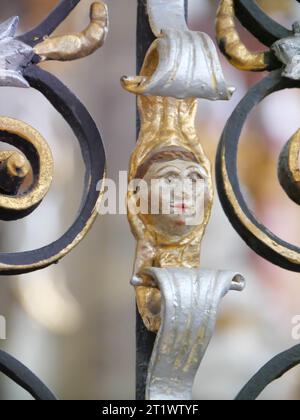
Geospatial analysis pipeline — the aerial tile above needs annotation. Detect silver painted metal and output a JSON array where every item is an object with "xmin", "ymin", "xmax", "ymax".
[
  {"xmin": 139, "ymin": 267, "xmax": 245, "ymax": 400},
  {"xmin": 138, "ymin": 29, "xmax": 233, "ymax": 100},
  {"xmin": 123, "ymin": 0, "xmax": 234, "ymax": 100},
  {"xmin": 147, "ymin": 0, "xmax": 187, "ymax": 37},
  {"xmin": 272, "ymin": 22, "xmax": 300, "ymax": 80},
  {"xmin": 0, "ymin": 17, "xmax": 33, "ymax": 88}
]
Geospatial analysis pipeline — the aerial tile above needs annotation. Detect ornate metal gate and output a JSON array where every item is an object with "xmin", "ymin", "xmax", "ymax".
[{"xmin": 0, "ymin": 0, "xmax": 300, "ymax": 401}]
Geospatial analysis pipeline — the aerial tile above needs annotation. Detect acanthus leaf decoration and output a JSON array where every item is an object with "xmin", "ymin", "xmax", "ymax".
[{"xmin": 0, "ymin": 17, "xmax": 33, "ymax": 88}]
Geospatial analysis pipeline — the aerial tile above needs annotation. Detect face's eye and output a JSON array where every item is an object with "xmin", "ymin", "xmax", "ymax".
[
  {"xmin": 161, "ymin": 172, "xmax": 178, "ymax": 184},
  {"xmin": 189, "ymin": 172, "xmax": 203, "ymax": 183}
]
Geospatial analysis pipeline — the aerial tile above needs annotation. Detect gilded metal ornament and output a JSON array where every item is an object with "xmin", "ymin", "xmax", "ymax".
[
  {"xmin": 216, "ymin": 0, "xmax": 271, "ymax": 71},
  {"xmin": 216, "ymin": 0, "xmax": 280, "ymax": 72},
  {"xmin": 278, "ymin": 129, "xmax": 300, "ymax": 205},
  {"xmin": 34, "ymin": 2, "xmax": 108, "ymax": 62},
  {"xmin": 128, "ymin": 88, "xmax": 245, "ymax": 397},
  {"xmin": 122, "ymin": 0, "xmax": 234, "ymax": 100},
  {"xmin": 0, "ymin": 117, "xmax": 53, "ymax": 220},
  {"xmin": 128, "ymin": 93, "xmax": 215, "ymax": 333},
  {"xmin": 126, "ymin": 0, "xmax": 244, "ymax": 401}
]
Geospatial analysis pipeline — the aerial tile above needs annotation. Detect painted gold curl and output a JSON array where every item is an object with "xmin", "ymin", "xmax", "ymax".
[
  {"xmin": 34, "ymin": 2, "xmax": 108, "ymax": 62},
  {"xmin": 216, "ymin": 0, "xmax": 270, "ymax": 71},
  {"xmin": 0, "ymin": 1, "xmax": 108, "ymax": 274},
  {"xmin": 278, "ymin": 129, "xmax": 300, "ymax": 205},
  {"xmin": 0, "ymin": 117, "xmax": 53, "ymax": 220}
]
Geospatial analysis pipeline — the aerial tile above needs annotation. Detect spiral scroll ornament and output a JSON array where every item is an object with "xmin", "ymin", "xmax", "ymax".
[
  {"xmin": 216, "ymin": 0, "xmax": 300, "ymax": 272},
  {"xmin": 0, "ymin": 0, "xmax": 107, "ymax": 400},
  {"xmin": 0, "ymin": 0, "xmax": 108, "ymax": 275},
  {"xmin": 214, "ymin": 0, "xmax": 300, "ymax": 400}
]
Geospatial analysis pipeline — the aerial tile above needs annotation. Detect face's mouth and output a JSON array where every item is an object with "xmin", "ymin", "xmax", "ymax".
[
  {"xmin": 175, "ymin": 203, "xmax": 187, "ymax": 210},
  {"xmin": 174, "ymin": 219, "xmax": 186, "ymax": 226},
  {"xmin": 170, "ymin": 202, "xmax": 193, "ymax": 213}
]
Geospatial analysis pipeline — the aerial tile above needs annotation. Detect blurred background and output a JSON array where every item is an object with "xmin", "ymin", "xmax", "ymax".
[{"xmin": 0, "ymin": 0, "xmax": 300, "ymax": 400}]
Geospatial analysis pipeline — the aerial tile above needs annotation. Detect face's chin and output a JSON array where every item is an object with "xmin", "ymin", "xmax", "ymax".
[{"xmin": 148, "ymin": 213, "xmax": 198, "ymax": 239}]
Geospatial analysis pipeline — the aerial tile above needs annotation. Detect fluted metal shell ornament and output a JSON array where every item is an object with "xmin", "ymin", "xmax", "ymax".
[
  {"xmin": 122, "ymin": 0, "xmax": 234, "ymax": 100},
  {"xmin": 144, "ymin": 268, "xmax": 245, "ymax": 400}
]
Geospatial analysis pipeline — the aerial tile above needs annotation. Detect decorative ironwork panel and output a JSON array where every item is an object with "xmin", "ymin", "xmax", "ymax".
[
  {"xmin": 216, "ymin": 0, "xmax": 300, "ymax": 400},
  {"xmin": 0, "ymin": 0, "xmax": 108, "ymax": 399}
]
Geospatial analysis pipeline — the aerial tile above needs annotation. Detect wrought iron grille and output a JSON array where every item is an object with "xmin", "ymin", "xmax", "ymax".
[
  {"xmin": 0, "ymin": 0, "xmax": 106, "ymax": 399},
  {"xmin": 0, "ymin": 0, "xmax": 300, "ymax": 401}
]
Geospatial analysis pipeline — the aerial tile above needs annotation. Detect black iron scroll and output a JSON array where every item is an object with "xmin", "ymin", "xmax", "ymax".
[
  {"xmin": 216, "ymin": 0, "xmax": 300, "ymax": 272},
  {"xmin": 216, "ymin": 0, "xmax": 300, "ymax": 400},
  {"xmin": 18, "ymin": 0, "xmax": 82, "ymax": 46},
  {"xmin": 236, "ymin": 344, "xmax": 300, "ymax": 400},
  {"xmin": 136, "ymin": 0, "xmax": 156, "ymax": 401},
  {"xmin": 0, "ymin": 0, "xmax": 106, "ymax": 399},
  {"xmin": 0, "ymin": 1, "xmax": 106, "ymax": 274},
  {"xmin": 216, "ymin": 70, "xmax": 300, "ymax": 272},
  {"xmin": 0, "ymin": 350, "xmax": 57, "ymax": 400},
  {"xmin": 234, "ymin": 0, "xmax": 293, "ymax": 45}
]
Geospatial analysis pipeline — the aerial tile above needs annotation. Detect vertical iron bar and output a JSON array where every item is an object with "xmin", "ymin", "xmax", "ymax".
[
  {"xmin": 135, "ymin": 0, "xmax": 188, "ymax": 400},
  {"xmin": 136, "ymin": 0, "xmax": 156, "ymax": 401}
]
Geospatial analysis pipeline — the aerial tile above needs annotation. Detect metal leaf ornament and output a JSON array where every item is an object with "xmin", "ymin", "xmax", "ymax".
[{"xmin": 0, "ymin": 17, "xmax": 33, "ymax": 88}]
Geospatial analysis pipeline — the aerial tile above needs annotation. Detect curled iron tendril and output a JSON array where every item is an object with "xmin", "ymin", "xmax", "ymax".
[
  {"xmin": 236, "ymin": 344, "xmax": 300, "ymax": 400},
  {"xmin": 0, "ymin": 0, "xmax": 107, "ymax": 400},
  {"xmin": 0, "ymin": 0, "xmax": 107, "ymax": 275},
  {"xmin": 216, "ymin": 0, "xmax": 300, "ymax": 272},
  {"xmin": 0, "ymin": 350, "xmax": 57, "ymax": 400},
  {"xmin": 215, "ymin": 2, "xmax": 300, "ymax": 398}
]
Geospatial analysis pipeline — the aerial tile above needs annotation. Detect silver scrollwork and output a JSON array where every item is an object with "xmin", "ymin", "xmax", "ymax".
[{"xmin": 140, "ymin": 268, "xmax": 245, "ymax": 400}]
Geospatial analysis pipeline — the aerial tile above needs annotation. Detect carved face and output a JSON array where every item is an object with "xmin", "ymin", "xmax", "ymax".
[{"xmin": 138, "ymin": 158, "xmax": 209, "ymax": 239}]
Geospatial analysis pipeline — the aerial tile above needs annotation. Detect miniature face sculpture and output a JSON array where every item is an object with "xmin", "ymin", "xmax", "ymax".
[{"xmin": 134, "ymin": 147, "xmax": 210, "ymax": 242}]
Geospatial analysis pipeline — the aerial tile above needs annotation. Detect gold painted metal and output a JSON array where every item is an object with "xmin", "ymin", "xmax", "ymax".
[
  {"xmin": 121, "ymin": 42, "xmax": 159, "ymax": 95},
  {"xmin": 34, "ymin": 2, "xmax": 108, "ymax": 62},
  {"xmin": 216, "ymin": 0, "xmax": 269, "ymax": 71},
  {"xmin": 0, "ymin": 3, "xmax": 109, "ymax": 273},
  {"xmin": 0, "ymin": 151, "xmax": 31, "ymax": 194},
  {"xmin": 278, "ymin": 128, "xmax": 300, "ymax": 205},
  {"xmin": 127, "ymin": 54, "xmax": 214, "ymax": 332},
  {"xmin": 0, "ymin": 168, "xmax": 106, "ymax": 273},
  {"xmin": 220, "ymin": 147, "xmax": 300, "ymax": 265},
  {"xmin": 0, "ymin": 116, "xmax": 53, "ymax": 212},
  {"xmin": 0, "ymin": 118, "xmax": 106, "ymax": 273},
  {"xmin": 286, "ymin": 129, "xmax": 300, "ymax": 184},
  {"xmin": 4, "ymin": 152, "xmax": 30, "ymax": 179}
]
